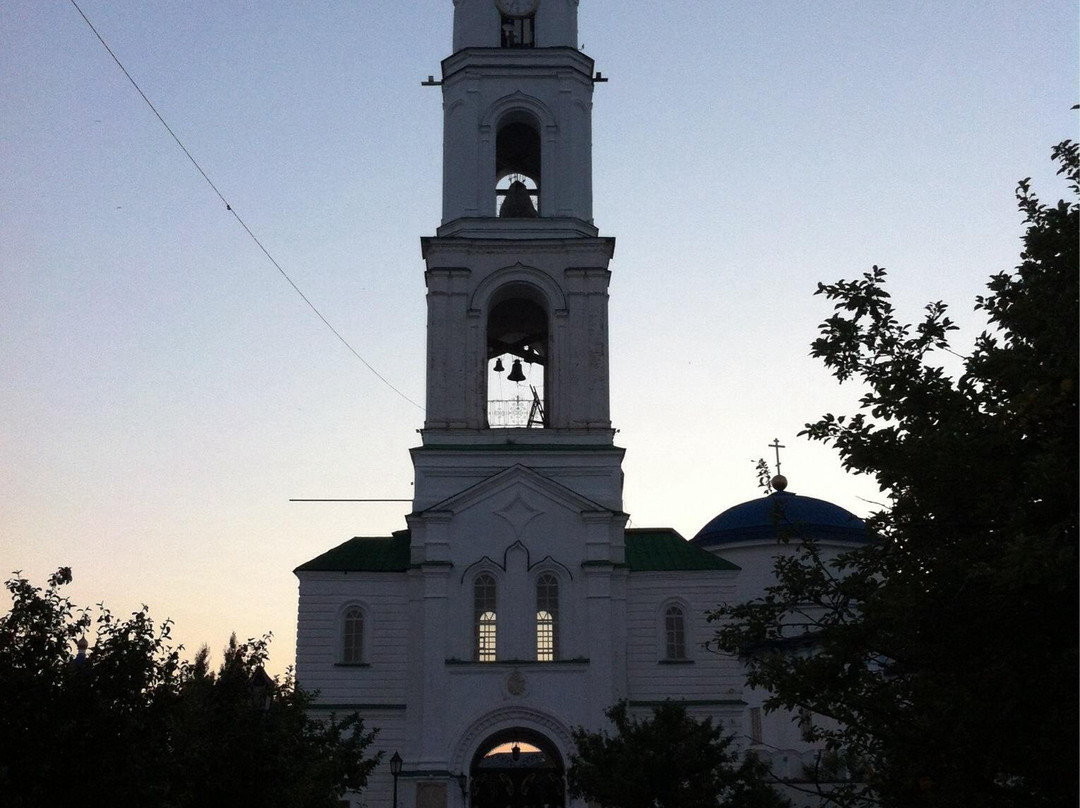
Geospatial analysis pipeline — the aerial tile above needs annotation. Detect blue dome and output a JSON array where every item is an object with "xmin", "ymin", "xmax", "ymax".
[{"xmin": 691, "ymin": 490, "xmax": 869, "ymax": 548}]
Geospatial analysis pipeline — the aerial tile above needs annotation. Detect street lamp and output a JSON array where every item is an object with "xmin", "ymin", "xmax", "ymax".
[{"xmin": 390, "ymin": 751, "xmax": 403, "ymax": 808}]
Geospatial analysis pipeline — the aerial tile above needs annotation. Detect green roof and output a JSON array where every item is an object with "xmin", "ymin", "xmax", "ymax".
[
  {"xmin": 295, "ymin": 531, "xmax": 411, "ymax": 573},
  {"xmin": 296, "ymin": 528, "xmax": 737, "ymax": 573},
  {"xmin": 625, "ymin": 529, "xmax": 739, "ymax": 571}
]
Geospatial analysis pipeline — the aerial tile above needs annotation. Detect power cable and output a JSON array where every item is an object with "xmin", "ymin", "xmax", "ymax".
[{"xmin": 69, "ymin": 0, "xmax": 425, "ymax": 412}]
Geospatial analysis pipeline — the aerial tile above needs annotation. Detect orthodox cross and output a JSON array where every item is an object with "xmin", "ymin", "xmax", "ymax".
[{"xmin": 769, "ymin": 438, "xmax": 785, "ymax": 477}]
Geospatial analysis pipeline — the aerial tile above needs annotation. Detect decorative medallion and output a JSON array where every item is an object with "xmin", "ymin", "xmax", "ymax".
[
  {"xmin": 506, "ymin": 668, "xmax": 527, "ymax": 696},
  {"xmin": 494, "ymin": 494, "xmax": 541, "ymax": 539}
]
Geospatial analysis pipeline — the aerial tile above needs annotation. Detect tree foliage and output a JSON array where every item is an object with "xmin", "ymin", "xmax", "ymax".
[
  {"xmin": 711, "ymin": 141, "xmax": 1078, "ymax": 808},
  {"xmin": 0, "ymin": 568, "xmax": 380, "ymax": 807},
  {"xmin": 567, "ymin": 700, "xmax": 790, "ymax": 808}
]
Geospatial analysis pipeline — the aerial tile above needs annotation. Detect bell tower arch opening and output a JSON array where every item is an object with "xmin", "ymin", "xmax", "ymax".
[
  {"xmin": 469, "ymin": 728, "xmax": 565, "ymax": 808},
  {"xmin": 486, "ymin": 283, "xmax": 548, "ymax": 428},
  {"xmin": 496, "ymin": 113, "xmax": 542, "ymax": 218},
  {"xmin": 500, "ymin": 14, "xmax": 535, "ymax": 49}
]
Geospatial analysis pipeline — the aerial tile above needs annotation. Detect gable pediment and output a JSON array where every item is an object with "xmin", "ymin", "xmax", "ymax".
[{"xmin": 421, "ymin": 464, "xmax": 609, "ymax": 520}]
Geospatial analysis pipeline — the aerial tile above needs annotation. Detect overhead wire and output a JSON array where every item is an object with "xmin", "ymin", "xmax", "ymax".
[{"xmin": 68, "ymin": 0, "xmax": 425, "ymax": 413}]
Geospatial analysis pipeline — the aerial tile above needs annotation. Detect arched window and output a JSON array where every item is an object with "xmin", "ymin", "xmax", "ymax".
[
  {"xmin": 664, "ymin": 604, "xmax": 686, "ymax": 660},
  {"xmin": 342, "ymin": 606, "xmax": 364, "ymax": 663},
  {"xmin": 499, "ymin": 13, "xmax": 535, "ymax": 49},
  {"xmin": 474, "ymin": 573, "xmax": 497, "ymax": 662},
  {"xmin": 536, "ymin": 573, "xmax": 559, "ymax": 661},
  {"xmin": 495, "ymin": 113, "xmax": 540, "ymax": 216}
]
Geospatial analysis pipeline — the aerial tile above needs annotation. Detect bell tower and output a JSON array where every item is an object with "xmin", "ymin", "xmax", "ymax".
[
  {"xmin": 441, "ymin": 0, "xmax": 594, "ymax": 223},
  {"xmin": 295, "ymin": 10, "xmax": 747, "ymax": 803},
  {"xmin": 415, "ymin": 0, "xmax": 622, "ymax": 513}
]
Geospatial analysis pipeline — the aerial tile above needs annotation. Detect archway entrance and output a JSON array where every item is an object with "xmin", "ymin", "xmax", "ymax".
[{"xmin": 469, "ymin": 728, "xmax": 565, "ymax": 808}]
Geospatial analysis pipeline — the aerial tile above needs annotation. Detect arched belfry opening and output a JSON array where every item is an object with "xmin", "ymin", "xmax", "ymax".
[
  {"xmin": 500, "ymin": 11, "xmax": 535, "ymax": 49},
  {"xmin": 468, "ymin": 729, "xmax": 565, "ymax": 808},
  {"xmin": 496, "ymin": 114, "xmax": 541, "ymax": 217},
  {"xmin": 487, "ymin": 286, "xmax": 548, "ymax": 428}
]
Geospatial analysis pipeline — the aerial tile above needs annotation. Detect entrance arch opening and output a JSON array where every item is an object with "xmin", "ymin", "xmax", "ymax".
[{"xmin": 469, "ymin": 728, "xmax": 565, "ymax": 808}]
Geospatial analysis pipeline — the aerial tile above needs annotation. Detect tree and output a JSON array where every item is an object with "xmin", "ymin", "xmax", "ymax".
[
  {"xmin": 567, "ymin": 700, "xmax": 791, "ymax": 808},
  {"xmin": 0, "ymin": 568, "xmax": 381, "ymax": 807},
  {"xmin": 710, "ymin": 141, "xmax": 1079, "ymax": 808}
]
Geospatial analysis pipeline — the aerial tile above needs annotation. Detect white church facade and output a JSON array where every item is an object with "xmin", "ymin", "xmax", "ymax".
[{"xmin": 294, "ymin": 3, "xmax": 868, "ymax": 806}]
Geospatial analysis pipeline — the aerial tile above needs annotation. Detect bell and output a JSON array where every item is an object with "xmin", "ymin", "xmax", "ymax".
[
  {"xmin": 499, "ymin": 180, "xmax": 538, "ymax": 218},
  {"xmin": 507, "ymin": 359, "xmax": 526, "ymax": 382},
  {"xmin": 493, "ymin": 357, "xmax": 504, "ymax": 372}
]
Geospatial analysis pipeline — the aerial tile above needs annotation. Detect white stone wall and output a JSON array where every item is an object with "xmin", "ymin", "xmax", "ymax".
[
  {"xmin": 705, "ymin": 537, "xmax": 868, "ymax": 806},
  {"xmin": 711, "ymin": 538, "xmax": 859, "ymax": 606},
  {"xmin": 295, "ymin": 571, "xmax": 410, "ymax": 703},
  {"xmin": 439, "ymin": 48, "xmax": 595, "ymax": 223},
  {"xmin": 625, "ymin": 570, "xmax": 741, "ymax": 702},
  {"xmin": 298, "ymin": 547, "xmax": 761, "ymax": 807},
  {"xmin": 420, "ymin": 239, "xmax": 616, "ymax": 434}
]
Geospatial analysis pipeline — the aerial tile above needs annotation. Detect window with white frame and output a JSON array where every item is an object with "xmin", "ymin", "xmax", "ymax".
[
  {"xmin": 342, "ymin": 606, "xmax": 364, "ymax": 663},
  {"xmin": 536, "ymin": 573, "xmax": 559, "ymax": 661},
  {"xmin": 664, "ymin": 604, "xmax": 687, "ymax": 660},
  {"xmin": 474, "ymin": 573, "xmax": 497, "ymax": 662}
]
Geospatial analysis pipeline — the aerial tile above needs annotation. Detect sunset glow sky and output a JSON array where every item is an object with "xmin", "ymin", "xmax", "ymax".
[{"xmin": 3, "ymin": 1, "xmax": 1076, "ymax": 674}]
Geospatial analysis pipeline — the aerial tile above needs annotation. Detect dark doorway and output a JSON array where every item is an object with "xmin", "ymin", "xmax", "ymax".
[{"xmin": 469, "ymin": 729, "xmax": 565, "ymax": 808}]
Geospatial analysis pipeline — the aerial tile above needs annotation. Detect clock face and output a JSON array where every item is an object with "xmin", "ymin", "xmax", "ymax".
[{"xmin": 496, "ymin": 0, "xmax": 538, "ymax": 17}]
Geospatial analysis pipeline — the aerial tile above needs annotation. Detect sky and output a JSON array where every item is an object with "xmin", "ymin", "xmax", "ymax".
[{"xmin": 2, "ymin": 1, "xmax": 1076, "ymax": 676}]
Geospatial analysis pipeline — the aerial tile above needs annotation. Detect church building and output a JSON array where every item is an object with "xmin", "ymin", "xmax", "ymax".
[{"xmin": 294, "ymin": 2, "xmax": 868, "ymax": 806}]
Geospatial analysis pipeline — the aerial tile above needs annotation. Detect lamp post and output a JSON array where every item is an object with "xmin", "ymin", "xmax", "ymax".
[{"xmin": 390, "ymin": 751, "xmax": 403, "ymax": 808}]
